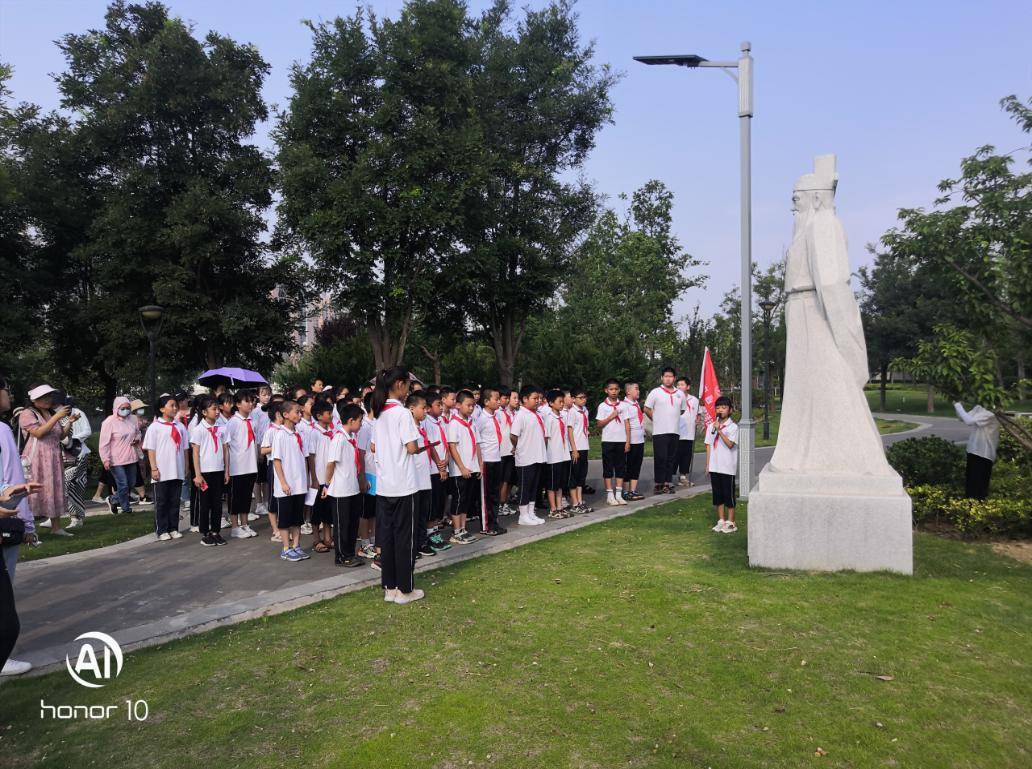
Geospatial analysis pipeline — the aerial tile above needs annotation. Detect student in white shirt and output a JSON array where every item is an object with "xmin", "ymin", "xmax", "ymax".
[
  {"xmin": 271, "ymin": 400, "xmax": 312, "ymax": 561},
  {"xmin": 544, "ymin": 389, "xmax": 572, "ymax": 519},
  {"xmin": 189, "ymin": 394, "xmax": 230, "ymax": 547},
  {"xmin": 259, "ymin": 399, "xmax": 285, "ymax": 541},
  {"xmin": 295, "ymin": 395, "xmax": 317, "ymax": 535},
  {"xmin": 323, "ymin": 403, "xmax": 366, "ymax": 567},
  {"xmin": 476, "ymin": 387, "xmax": 508, "ymax": 536},
  {"xmin": 356, "ymin": 393, "xmax": 377, "ymax": 560},
  {"xmin": 143, "ymin": 395, "xmax": 188, "ymax": 540},
  {"xmin": 308, "ymin": 401, "xmax": 338, "ymax": 554},
  {"xmin": 954, "ymin": 401, "xmax": 1001, "ymax": 500},
  {"xmin": 706, "ymin": 396, "xmax": 740, "ymax": 533},
  {"xmin": 510, "ymin": 384, "xmax": 548, "ymax": 526},
  {"xmin": 224, "ymin": 391, "xmax": 259, "ymax": 539},
  {"xmin": 447, "ymin": 390, "xmax": 482, "ymax": 545},
  {"xmin": 644, "ymin": 366, "xmax": 688, "ymax": 494},
  {"xmin": 371, "ymin": 367, "xmax": 427, "ymax": 604},
  {"xmin": 420, "ymin": 393, "xmax": 452, "ymax": 553},
  {"xmin": 565, "ymin": 388, "xmax": 592, "ymax": 514},
  {"xmin": 406, "ymin": 393, "xmax": 438, "ymax": 559},
  {"xmin": 596, "ymin": 378, "xmax": 631, "ymax": 507},
  {"xmin": 252, "ymin": 385, "xmax": 272, "ymax": 515},
  {"xmin": 676, "ymin": 376, "xmax": 701, "ymax": 487},
  {"xmin": 621, "ymin": 381, "xmax": 647, "ymax": 502},
  {"xmin": 216, "ymin": 393, "xmax": 234, "ymax": 429},
  {"xmin": 496, "ymin": 386, "xmax": 517, "ymax": 516}
]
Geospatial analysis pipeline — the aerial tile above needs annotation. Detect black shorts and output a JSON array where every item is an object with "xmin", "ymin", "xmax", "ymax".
[
  {"xmin": 500, "ymin": 455, "xmax": 516, "ymax": 486},
  {"xmin": 710, "ymin": 472, "xmax": 736, "ymax": 508},
  {"xmin": 361, "ymin": 493, "xmax": 377, "ymax": 520},
  {"xmin": 229, "ymin": 473, "xmax": 257, "ymax": 516},
  {"xmin": 601, "ymin": 441, "xmax": 627, "ymax": 480},
  {"xmin": 276, "ymin": 493, "xmax": 307, "ymax": 529},
  {"xmin": 569, "ymin": 449, "xmax": 588, "ymax": 488},
  {"xmin": 256, "ymin": 456, "xmax": 268, "ymax": 484},
  {"xmin": 516, "ymin": 463, "xmax": 542, "ymax": 506},
  {"xmin": 548, "ymin": 461, "xmax": 570, "ymax": 491},
  {"xmin": 311, "ymin": 492, "xmax": 333, "ymax": 526},
  {"xmin": 452, "ymin": 474, "xmax": 481, "ymax": 517},
  {"xmin": 623, "ymin": 442, "xmax": 645, "ymax": 481}
]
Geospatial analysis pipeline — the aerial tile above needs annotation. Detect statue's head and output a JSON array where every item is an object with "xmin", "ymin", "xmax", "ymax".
[{"xmin": 793, "ymin": 154, "xmax": 837, "ymax": 216}]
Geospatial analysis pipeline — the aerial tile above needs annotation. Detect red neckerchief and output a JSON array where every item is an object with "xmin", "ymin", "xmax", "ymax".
[
  {"xmin": 605, "ymin": 399, "xmax": 622, "ymax": 422},
  {"xmin": 626, "ymin": 398, "xmax": 643, "ymax": 424},
  {"xmin": 502, "ymin": 408, "xmax": 513, "ymax": 427},
  {"xmin": 454, "ymin": 416, "xmax": 477, "ymax": 462},
  {"xmin": 345, "ymin": 432, "xmax": 361, "ymax": 477},
  {"xmin": 161, "ymin": 418, "xmax": 181, "ymax": 449},
  {"xmin": 661, "ymin": 386, "xmax": 677, "ymax": 405},
  {"xmin": 580, "ymin": 405, "xmax": 589, "ymax": 434},
  {"xmin": 244, "ymin": 416, "xmax": 255, "ymax": 447},
  {"xmin": 489, "ymin": 411, "xmax": 502, "ymax": 445},
  {"xmin": 552, "ymin": 410, "xmax": 566, "ymax": 446},
  {"xmin": 531, "ymin": 409, "xmax": 546, "ymax": 438},
  {"xmin": 205, "ymin": 422, "xmax": 219, "ymax": 452}
]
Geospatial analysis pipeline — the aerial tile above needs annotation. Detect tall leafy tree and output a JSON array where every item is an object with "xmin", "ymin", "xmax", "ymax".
[
  {"xmin": 460, "ymin": 0, "xmax": 617, "ymax": 386},
  {"xmin": 275, "ymin": 0, "xmax": 482, "ymax": 371}
]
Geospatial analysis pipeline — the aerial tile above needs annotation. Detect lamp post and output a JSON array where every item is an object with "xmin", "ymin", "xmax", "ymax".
[
  {"xmin": 634, "ymin": 42, "xmax": 755, "ymax": 497},
  {"xmin": 759, "ymin": 299, "xmax": 776, "ymax": 441},
  {"xmin": 138, "ymin": 305, "xmax": 164, "ymax": 409}
]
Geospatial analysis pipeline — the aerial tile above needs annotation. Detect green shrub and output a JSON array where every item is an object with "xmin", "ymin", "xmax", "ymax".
[
  {"xmin": 908, "ymin": 483, "xmax": 958, "ymax": 524},
  {"xmin": 942, "ymin": 496, "xmax": 1031, "ymax": 537},
  {"xmin": 997, "ymin": 416, "xmax": 1032, "ymax": 467},
  {"xmin": 887, "ymin": 437, "xmax": 965, "ymax": 487}
]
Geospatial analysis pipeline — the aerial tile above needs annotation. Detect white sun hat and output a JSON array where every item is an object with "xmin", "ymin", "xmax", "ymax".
[{"xmin": 27, "ymin": 384, "xmax": 58, "ymax": 402}]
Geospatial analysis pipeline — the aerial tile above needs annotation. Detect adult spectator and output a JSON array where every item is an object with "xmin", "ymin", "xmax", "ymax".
[
  {"xmin": 18, "ymin": 384, "xmax": 75, "ymax": 536},
  {"xmin": 99, "ymin": 396, "xmax": 142, "ymax": 514},
  {"xmin": 63, "ymin": 394, "xmax": 92, "ymax": 529},
  {"xmin": 954, "ymin": 401, "xmax": 1001, "ymax": 500},
  {"xmin": 1, "ymin": 374, "xmax": 40, "ymax": 676}
]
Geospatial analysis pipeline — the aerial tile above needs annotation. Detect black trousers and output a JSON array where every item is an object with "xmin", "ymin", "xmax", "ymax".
[
  {"xmin": 332, "ymin": 494, "xmax": 362, "ymax": 562},
  {"xmin": 196, "ymin": 471, "xmax": 225, "ymax": 534},
  {"xmin": 429, "ymin": 472, "xmax": 446, "ymax": 523},
  {"xmin": 0, "ymin": 551, "xmax": 19, "ymax": 672},
  {"xmin": 483, "ymin": 461, "xmax": 502, "ymax": 530},
  {"xmin": 154, "ymin": 479, "xmax": 183, "ymax": 535},
  {"xmin": 517, "ymin": 463, "xmax": 542, "ymax": 506},
  {"xmin": 652, "ymin": 433, "xmax": 679, "ymax": 486},
  {"xmin": 677, "ymin": 439, "xmax": 696, "ymax": 476},
  {"xmin": 965, "ymin": 454, "xmax": 994, "ymax": 500},
  {"xmin": 376, "ymin": 494, "xmax": 416, "ymax": 593},
  {"xmin": 623, "ymin": 443, "xmax": 645, "ymax": 482},
  {"xmin": 228, "ymin": 472, "xmax": 257, "ymax": 517},
  {"xmin": 415, "ymin": 489, "xmax": 432, "ymax": 550}
]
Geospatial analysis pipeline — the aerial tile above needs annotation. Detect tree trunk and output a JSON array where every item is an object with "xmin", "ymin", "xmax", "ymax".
[
  {"xmin": 1017, "ymin": 354, "xmax": 1027, "ymax": 401},
  {"xmin": 926, "ymin": 383, "xmax": 935, "ymax": 414},
  {"xmin": 419, "ymin": 345, "xmax": 442, "ymax": 386},
  {"xmin": 879, "ymin": 362, "xmax": 888, "ymax": 411},
  {"xmin": 367, "ymin": 310, "xmax": 413, "ymax": 372},
  {"xmin": 489, "ymin": 311, "xmax": 525, "ymax": 388}
]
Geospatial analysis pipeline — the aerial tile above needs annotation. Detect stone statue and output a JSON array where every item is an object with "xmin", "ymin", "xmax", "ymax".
[{"xmin": 748, "ymin": 155, "xmax": 913, "ymax": 574}]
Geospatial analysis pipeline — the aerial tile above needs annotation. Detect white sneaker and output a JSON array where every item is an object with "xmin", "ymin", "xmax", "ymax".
[
  {"xmin": 247, "ymin": 512, "xmax": 260, "ymax": 522},
  {"xmin": 39, "ymin": 518, "xmax": 52, "ymax": 528},
  {"xmin": 1, "ymin": 659, "xmax": 32, "ymax": 677},
  {"xmin": 221, "ymin": 516, "xmax": 231, "ymax": 529},
  {"xmin": 158, "ymin": 533, "xmax": 172, "ymax": 541},
  {"xmin": 615, "ymin": 494, "xmax": 628, "ymax": 506},
  {"xmin": 230, "ymin": 527, "xmax": 249, "ymax": 539},
  {"xmin": 66, "ymin": 517, "xmax": 83, "ymax": 529},
  {"xmin": 518, "ymin": 513, "xmax": 545, "ymax": 526},
  {"xmin": 189, "ymin": 525, "xmax": 200, "ymax": 533},
  {"xmin": 182, "ymin": 501, "xmax": 191, "ymax": 511},
  {"xmin": 300, "ymin": 522, "xmax": 313, "ymax": 535},
  {"xmin": 712, "ymin": 520, "xmax": 728, "ymax": 532},
  {"xmin": 384, "ymin": 588, "xmax": 398, "ymax": 603},
  {"xmin": 606, "ymin": 495, "xmax": 619, "ymax": 506},
  {"xmin": 255, "ymin": 503, "xmax": 268, "ymax": 516},
  {"xmin": 723, "ymin": 521, "xmax": 738, "ymax": 533},
  {"xmin": 170, "ymin": 530, "xmax": 183, "ymax": 539},
  {"xmin": 243, "ymin": 525, "xmax": 258, "ymax": 538},
  {"xmin": 394, "ymin": 588, "xmax": 425, "ymax": 605}
]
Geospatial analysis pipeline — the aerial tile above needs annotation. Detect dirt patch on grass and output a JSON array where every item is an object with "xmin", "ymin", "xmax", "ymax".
[{"xmin": 991, "ymin": 540, "xmax": 1032, "ymax": 565}]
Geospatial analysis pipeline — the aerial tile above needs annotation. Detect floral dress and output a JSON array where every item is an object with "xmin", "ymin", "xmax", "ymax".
[{"xmin": 18, "ymin": 408, "xmax": 67, "ymax": 520}]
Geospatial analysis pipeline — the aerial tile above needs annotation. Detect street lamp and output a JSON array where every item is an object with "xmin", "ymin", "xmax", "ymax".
[
  {"xmin": 138, "ymin": 305, "xmax": 164, "ymax": 410},
  {"xmin": 634, "ymin": 42, "xmax": 755, "ymax": 497},
  {"xmin": 759, "ymin": 299, "xmax": 776, "ymax": 441}
]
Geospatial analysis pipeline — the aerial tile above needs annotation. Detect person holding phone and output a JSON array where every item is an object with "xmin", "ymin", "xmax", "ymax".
[{"xmin": 18, "ymin": 384, "xmax": 73, "ymax": 537}]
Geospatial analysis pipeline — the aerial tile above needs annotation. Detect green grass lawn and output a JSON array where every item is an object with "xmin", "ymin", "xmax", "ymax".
[
  {"xmin": 19, "ymin": 511, "xmax": 154, "ymax": 562},
  {"xmin": 4, "ymin": 496, "xmax": 1029, "ymax": 768},
  {"xmin": 588, "ymin": 415, "xmax": 914, "ymax": 454},
  {"xmin": 866, "ymin": 386, "xmax": 1032, "ymax": 417}
]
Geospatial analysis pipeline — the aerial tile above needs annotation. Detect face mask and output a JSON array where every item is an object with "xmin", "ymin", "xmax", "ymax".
[{"xmin": 118, "ymin": 408, "xmax": 131, "ymax": 417}]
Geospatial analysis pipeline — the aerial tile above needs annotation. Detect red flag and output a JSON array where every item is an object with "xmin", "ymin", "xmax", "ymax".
[{"xmin": 698, "ymin": 346, "xmax": 722, "ymax": 432}]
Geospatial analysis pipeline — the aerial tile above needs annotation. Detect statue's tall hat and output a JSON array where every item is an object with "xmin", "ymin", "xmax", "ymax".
[{"xmin": 794, "ymin": 154, "xmax": 838, "ymax": 192}]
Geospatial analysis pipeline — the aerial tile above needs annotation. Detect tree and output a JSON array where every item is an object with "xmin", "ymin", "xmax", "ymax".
[
  {"xmin": 275, "ymin": 0, "xmax": 482, "ymax": 371},
  {"xmin": 460, "ymin": 0, "xmax": 617, "ymax": 386}
]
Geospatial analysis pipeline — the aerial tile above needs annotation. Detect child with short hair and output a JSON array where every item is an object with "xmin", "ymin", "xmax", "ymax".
[
  {"xmin": 596, "ymin": 378, "xmax": 630, "ymax": 507},
  {"xmin": 706, "ymin": 395, "xmax": 739, "ymax": 533},
  {"xmin": 272, "ymin": 401, "xmax": 311, "ymax": 560},
  {"xmin": 676, "ymin": 376, "xmax": 700, "ymax": 487},
  {"xmin": 309, "ymin": 400, "xmax": 337, "ymax": 553},
  {"xmin": 544, "ymin": 389, "xmax": 573, "ymax": 519},
  {"xmin": 407, "ymin": 392, "xmax": 437, "ymax": 558},
  {"xmin": 447, "ymin": 390, "xmax": 481, "ymax": 544},
  {"xmin": 323, "ymin": 403, "xmax": 365, "ymax": 567},
  {"xmin": 565, "ymin": 388, "xmax": 591, "ymax": 513},
  {"xmin": 510, "ymin": 384, "xmax": 547, "ymax": 526},
  {"xmin": 357, "ymin": 392, "xmax": 377, "ymax": 562},
  {"xmin": 497, "ymin": 387, "xmax": 517, "ymax": 514},
  {"xmin": 421, "ymin": 393, "xmax": 452, "ymax": 552},
  {"xmin": 143, "ymin": 395, "xmax": 188, "ymax": 540},
  {"xmin": 252, "ymin": 385, "xmax": 273, "ymax": 515},
  {"xmin": 622, "ymin": 381, "xmax": 646, "ymax": 501},
  {"xmin": 224, "ymin": 390, "xmax": 259, "ymax": 539},
  {"xmin": 476, "ymin": 387, "xmax": 508, "ymax": 536},
  {"xmin": 259, "ymin": 400, "xmax": 284, "ymax": 541},
  {"xmin": 189, "ymin": 394, "xmax": 230, "ymax": 547}
]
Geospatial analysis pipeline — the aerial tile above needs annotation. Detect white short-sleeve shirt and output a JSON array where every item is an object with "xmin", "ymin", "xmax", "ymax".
[
  {"xmin": 510, "ymin": 407, "xmax": 547, "ymax": 467},
  {"xmin": 224, "ymin": 414, "xmax": 258, "ymax": 476},
  {"xmin": 706, "ymin": 418, "xmax": 739, "ymax": 475},
  {"xmin": 596, "ymin": 400, "xmax": 629, "ymax": 443},
  {"xmin": 545, "ymin": 409, "xmax": 571, "ymax": 464},
  {"xmin": 624, "ymin": 399, "xmax": 646, "ymax": 444},
  {"xmin": 644, "ymin": 386, "xmax": 686, "ymax": 436},
  {"xmin": 327, "ymin": 430, "xmax": 361, "ymax": 498},
  {"xmin": 189, "ymin": 420, "xmax": 225, "ymax": 473},
  {"xmin": 679, "ymin": 394, "xmax": 700, "ymax": 440},
  {"xmin": 271, "ymin": 426, "xmax": 309, "ymax": 497},
  {"xmin": 476, "ymin": 410, "xmax": 504, "ymax": 463},
  {"xmin": 142, "ymin": 418, "xmax": 187, "ymax": 480},
  {"xmin": 372, "ymin": 400, "xmax": 420, "ymax": 497},
  {"xmin": 310, "ymin": 424, "xmax": 337, "ymax": 485},
  {"xmin": 447, "ymin": 417, "xmax": 479, "ymax": 477},
  {"xmin": 565, "ymin": 405, "xmax": 590, "ymax": 451}
]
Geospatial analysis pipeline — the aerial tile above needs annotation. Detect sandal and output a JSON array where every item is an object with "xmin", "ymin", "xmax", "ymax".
[{"xmin": 313, "ymin": 542, "xmax": 331, "ymax": 553}]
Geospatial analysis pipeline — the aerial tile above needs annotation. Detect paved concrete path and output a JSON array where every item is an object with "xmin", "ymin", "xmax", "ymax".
[{"xmin": 9, "ymin": 413, "xmax": 961, "ymax": 674}]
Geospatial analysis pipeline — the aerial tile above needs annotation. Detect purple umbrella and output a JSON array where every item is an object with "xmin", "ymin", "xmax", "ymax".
[{"xmin": 197, "ymin": 367, "xmax": 268, "ymax": 388}]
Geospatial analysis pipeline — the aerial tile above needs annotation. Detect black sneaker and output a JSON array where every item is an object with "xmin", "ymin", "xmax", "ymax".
[
  {"xmin": 200, "ymin": 533, "xmax": 217, "ymax": 547},
  {"xmin": 481, "ymin": 526, "xmax": 506, "ymax": 536},
  {"xmin": 418, "ymin": 544, "xmax": 436, "ymax": 556},
  {"xmin": 106, "ymin": 495, "xmax": 119, "ymax": 515},
  {"xmin": 213, "ymin": 533, "xmax": 227, "ymax": 546},
  {"xmin": 336, "ymin": 557, "xmax": 363, "ymax": 568}
]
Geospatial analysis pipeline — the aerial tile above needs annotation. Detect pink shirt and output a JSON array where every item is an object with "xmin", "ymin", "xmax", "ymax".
[{"xmin": 99, "ymin": 406, "xmax": 141, "ymax": 467}]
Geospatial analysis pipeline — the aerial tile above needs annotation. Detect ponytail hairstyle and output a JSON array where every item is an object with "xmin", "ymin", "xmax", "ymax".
[
  {"xmin": 217, "ymin": 392, "xmax": 235, "ymax": 413},
  {"xmin": 371, "ymin": 366, "xmax": 410, "ymax": 417},
  {"xmin": 191, "ymin": 394, "xmax": 217, "ymax": 425}
]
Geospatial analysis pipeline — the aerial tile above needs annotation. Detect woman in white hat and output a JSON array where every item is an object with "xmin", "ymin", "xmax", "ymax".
[{"xmin": 18, "ymin": 384, "xmax": 75, "ymax": 536}]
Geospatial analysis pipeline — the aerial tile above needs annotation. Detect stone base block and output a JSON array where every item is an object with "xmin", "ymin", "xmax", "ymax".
[{"xmin": 747, "ymin": 490, "xmax": 913, "ymax": 574}]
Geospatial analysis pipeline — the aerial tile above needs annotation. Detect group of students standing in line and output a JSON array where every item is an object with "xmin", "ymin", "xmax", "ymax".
[{"xmin": 137, "ymin": 364, "xmax": 742, "ymax": 604}]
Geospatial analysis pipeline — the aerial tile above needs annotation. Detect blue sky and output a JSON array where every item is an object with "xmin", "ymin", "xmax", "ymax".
[{"xmin": 2, "ymin": 0, "xmax": 1030, "ymax": 319}]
